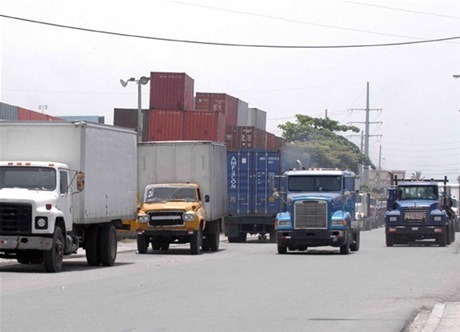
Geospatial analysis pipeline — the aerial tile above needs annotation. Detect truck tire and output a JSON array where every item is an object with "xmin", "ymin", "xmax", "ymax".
[
  {"xmin": 385, "ymin": 234, "xmax": 394, "ymax": 247},
  {"xmin": 350, "ymin": 230, "xmax": 360, "ymax": 252},
  {"xmin": 151, "ymin": 241, "xmax": 161, "ymax": 251},
  {"xmin": 137, "ymin": 235, "xmax": 149, "ymax": 254},
  {"xmin": 228, "ymin": 236, "xmax": 239, "ymax": 243},
  {"xmin": 99, "ymin": 223, "xmax": 117, "ymax": 266},
  {"xmin": 208, "ymin": 230, "xmax": 220, "ymax": 252},
  {"xmin": 340, "ymin": 242, "xmax": 350, "ymax": 254},
  {"xmin": 86, "ymin": 225, "xmax": 101, "ymax": 266},
  {"xmin": 437, "ymin": 232, "xmax": 447, "ymax": 247},
  {"xmin": 269, "ymin": 229, "xmax": 277, "ymax": 243},
  {"xmin": 190, "ymin": 227, "xmax": 202, "ymax": 255},
  {"xmin": 277, "ymin": 245, "xmax": 287, "ymax": 254},
  {"xmin": 43, "ymin": 226, "xmax": 65, "ymax": 273}
]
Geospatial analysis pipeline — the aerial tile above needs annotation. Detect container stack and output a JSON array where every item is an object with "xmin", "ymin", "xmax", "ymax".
[
  {"xmin": 113, "ymin": 71, "xmax": 284, "ymax": 150},
  {"xmin": 0, "ymin": 103, "xmax": 63, "ymax": 121}
]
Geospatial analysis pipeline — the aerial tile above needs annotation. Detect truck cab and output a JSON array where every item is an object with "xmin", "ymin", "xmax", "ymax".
[
  {"xmin": 0, "ymin": 161, "xmax": 81, "ymax": 270},
  {"xmin": 136, "ymin": 183, "xmax": 218, "ymax": 254},
  {"xmin": 385, "ymin": 177, "xmax": 455, "ymax": 246},
  {"xmin": 273, "ymin": 167, "xmax": 360, "ymax": 254}
]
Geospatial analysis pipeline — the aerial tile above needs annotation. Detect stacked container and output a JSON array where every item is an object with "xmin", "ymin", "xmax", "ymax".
[{"xmin": 149, "ymin": 72, "xmax": 194, "ymax": 111}]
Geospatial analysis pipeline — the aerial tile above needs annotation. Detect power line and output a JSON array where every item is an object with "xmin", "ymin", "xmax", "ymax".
[{"xmin": 1, "ymin": 14, "xmax": 459, "ymax": 49}]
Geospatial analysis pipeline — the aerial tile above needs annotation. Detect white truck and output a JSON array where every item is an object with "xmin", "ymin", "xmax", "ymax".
[
  {"xmin": 136, "ymin": 141, "xmax": 227, "ymax": 254},
  {"xmin": 0, "ymin": 121, "xmax": 137, "ymax": 272}
]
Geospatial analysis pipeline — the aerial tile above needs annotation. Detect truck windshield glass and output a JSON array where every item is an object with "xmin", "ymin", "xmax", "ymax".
[
  {"xmin": 144, "ymin": 187, "xmax": 197, "ymax": 203},
  {"xmin": 288, "ymin": 176, "xmax": 342, "ymax": 192},
  {"xmin": 399, "ymin": 186, "xmax": 438, "ymax": 200},
  {"xmin": 0, "ymin": 166, "xmax": 56, "ymax": 191}
]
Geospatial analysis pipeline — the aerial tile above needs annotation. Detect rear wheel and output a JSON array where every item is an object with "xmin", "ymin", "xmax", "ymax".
[
  {"xmin": 44, "ymin": 226, "xmax": 65, "ymax": 272},
  {"xmin": 340, "ymin": 241, "xmax": 350, "ymax": 254},
  {"xmin": 86, "ymin": 225, "xmax": 101, "ymax": 266},
  {"xmin": 385, "ymin": 234, "xmax": 394, "ymax": 247},
  {"xmin": 350, "ymin": 230, "xmax": 360, "ymax": 252},
  {"xmin": 137, "ymin": 234, "xmax": 149, "ymax": 254},
  {"xmin": 208, "ymin": 231, "xmax": 220, "ymax": 252},
  {"xmin": 99, "ymin": 223, "xmax": 117, "ymax": 266},
  {"xmin": 437, "ymin": 232, "xmax": 447, "ymax": 247}
]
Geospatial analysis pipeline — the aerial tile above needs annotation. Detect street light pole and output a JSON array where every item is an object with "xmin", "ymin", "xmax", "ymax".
[{"xmin": 120, "ymin": 76, "xmax": 150, "ymax": 142}]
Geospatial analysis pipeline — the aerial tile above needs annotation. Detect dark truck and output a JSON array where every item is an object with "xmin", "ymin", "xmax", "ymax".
[
  {"xmin": 385, "ymin": 176, "xmax": 455, "ymax": 246},
  {"xmin": 273, "ymin": 165, "xmax": 360, "ymax": 255}
]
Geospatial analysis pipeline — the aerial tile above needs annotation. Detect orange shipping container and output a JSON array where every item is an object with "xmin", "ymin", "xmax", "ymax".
[
  {"xmin": 145, "ymin": 109, "xmax": 185, "ymax": 141},
  {"xmin": 184, "ymin": 110, "xmax": 226, "ymax": 142}
]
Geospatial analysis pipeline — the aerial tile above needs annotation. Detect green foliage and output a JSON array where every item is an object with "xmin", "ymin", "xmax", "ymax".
[{"xmin": 278, "ymin": 114, "xmax": 374, "ymax": 174}]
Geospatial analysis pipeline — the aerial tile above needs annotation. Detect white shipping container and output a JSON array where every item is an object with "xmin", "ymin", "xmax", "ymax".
[
  {"xmin": 138, "ymin": 141, "xmax": 227, "ymax": 221},
  {"xmin": 0, "ymin": 121, "xmax": 138, "ymax": 224}
]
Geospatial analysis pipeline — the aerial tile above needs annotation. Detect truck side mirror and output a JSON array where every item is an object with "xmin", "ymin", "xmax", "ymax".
[
  {"xmin": 204, "ymin": 195, "xmax": 210, "ymax": 203},
  {"xmin": 77, "ymin": 172, "xmax": 85, "ymax": 192}
]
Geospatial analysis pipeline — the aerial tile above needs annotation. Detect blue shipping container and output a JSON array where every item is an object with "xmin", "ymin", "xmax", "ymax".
[{"xmin": 227, "ymin": 149, "xmax": 281, "ymax": 216}]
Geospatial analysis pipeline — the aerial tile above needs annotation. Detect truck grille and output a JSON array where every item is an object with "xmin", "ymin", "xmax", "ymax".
[
  {"xmin": 294, "ymin": 200, "xmax": 327, "ymax": 229},
  {"xmin": 148, "ymin": 211, "xmax": 185, "ymax": 227},
  {"xmin": 0, "ymin": 203, "xmax": 33, "ymax": 234},
  {"xmin": 403, "ymin": 208, "xmax": 429, "ymax": 224}
]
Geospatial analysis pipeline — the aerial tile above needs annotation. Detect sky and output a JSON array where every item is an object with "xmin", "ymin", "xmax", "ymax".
[{"xmin": 1, "ymin": 0, "xmax": 459, "ymax": 182}]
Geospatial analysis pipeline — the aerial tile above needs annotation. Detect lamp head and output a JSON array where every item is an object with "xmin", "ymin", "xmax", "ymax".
[
  {"xmin": 120, "ymin": 77, "xmax": 136, "ymax": 87},
  {"xmin": 139, "ymin": 76, "xmax": 150, "ymax": 85}
]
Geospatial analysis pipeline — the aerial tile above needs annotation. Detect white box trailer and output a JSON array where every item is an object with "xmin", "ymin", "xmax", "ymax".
[
  {"xmin": 138, "ymin": 141, "xmax": 227, "ymax": 222},
  {"xmin": 0, "ymin": 121, "xmax": 137, "ymax": 271}
]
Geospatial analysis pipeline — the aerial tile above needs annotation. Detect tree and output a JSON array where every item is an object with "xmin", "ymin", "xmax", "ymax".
[
  {"xmin": 278, "ymin": 114, "xmax": 374, "ymax": 174},
  {"xmin": 410, "ymin": 171, "xmax": 424, "ymax": 180}
]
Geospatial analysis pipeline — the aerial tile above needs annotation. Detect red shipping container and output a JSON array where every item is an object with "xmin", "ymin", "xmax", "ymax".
[
  {"xmin": 149, "ymin": 72, "xmax": 194, "ymax": 111},
  {"xmin": 236, "ymin": 126, "xmax": 267, "ymax": 149},
  {"xmin": 224, "ymin": 125, "xmax": 238, "ymax": 149},
  {"xmin": 195, "ymin": 93, "xmax": 238, "ymax": 127},
  {"xmin": 145, "ymin": 109, "xmax": 185, "ymax": 141},
  {"xmin": 184, "ymin": 110, "xmax": 226, "ymax": 142},
  {"xmin": 18, "ymin": 108, "xmax": 63, "ymax": 121}
]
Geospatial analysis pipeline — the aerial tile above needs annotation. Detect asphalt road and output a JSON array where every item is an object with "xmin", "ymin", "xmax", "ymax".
[{"xmin": 1, "ymin": 228, "xmax": 460, "ymax": 332}]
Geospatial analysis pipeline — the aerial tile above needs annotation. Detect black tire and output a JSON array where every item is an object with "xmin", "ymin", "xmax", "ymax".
[
  {"xmin": 208, "ymin": 231, "xmax": 220, "ymax": 252},
  {"xmin": 99, "ymin": 223, "xmax": 117, "ymax": 266},
  {"xmin": 269, "ymin": 229, "xmax": 277, "ymax": 243},
  {"xmin": 160, "ymin": 242, "xmax": 170, "ymax": 251},
  {"xmin": 340, "ymin": 241, "xmax": 350, "ymax": 254},
  {"xmin": 277, "ymin": 245, "xmax": 287, "ymax": 254},
  {"xmin": 350, "ymin": 230, "xmax": 360, "ymax": 252},
  {"xmin": 86, "ymin": 225, "xmax": 101, "ymax": 266},
  {"xmin": 437, "ymin": 232, "xmax": 447, "ymax": 247},
  {"xmin": 202, "ymin": 237, "xmax": 210, "ymax": 251},
  {"xmin": 190, "ymin": 227, "xmax": 202, "ymax": 255},
  {"xmin": 228, "ymin": 236, "xmax": 239, "ymax": 243},
  {"xmin": 239, "ymin": 233, "xmax": 247, "ymax": 243},
  {"xmin": 44, "ymin": 226, "xmax": 65, "ymax": 272},
  {"xmin": 137, "ymin": 234, "xmax": 149, "ymax": 254}
]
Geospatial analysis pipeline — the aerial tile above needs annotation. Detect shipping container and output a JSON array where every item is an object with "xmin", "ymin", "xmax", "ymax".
[
  {"xmin": 17, "ymin": 108, "xmax": 63, "ymax": 121},
  {"xmin": 184, "ymin": 110, "xmax": 226, "ymax": 142},
  {"xmin": 237, "ymin": 126, "xmax": 267, "ymax": 149},
  {"xmin": 236, "ymin": 99, "xmax": 249, "ymax": 126},
  {"xmin": 0, "ymin": 102, "xmax": 18, "ymax": 120},
  {"xmin": 195, "ymin": 92, "xmax": 239, "ymax": 127},
  {"xmin": 224, "ymin": 149, "xmax": 282, "ymax": 242},
  {"xmin": 149, "ymin": 72, "xmax": 194, "ymax": 110},
  {"xmin": 225, "ymin": 125, "xmax": 238, "ymax": 149},
  {"xmin": 266, "ymin": 132, "xmax": 285, "ymax": 150},
  {"xmin": 113, "ymin": 108, "xmax": 149, "ymax": 140},
  {"xmin": 236, "ymin": 107, "xmax": 266, "ymax": 130},
  {"xmin": 145, "ymin": 109, "xmax": 185, "ymax": 141}
]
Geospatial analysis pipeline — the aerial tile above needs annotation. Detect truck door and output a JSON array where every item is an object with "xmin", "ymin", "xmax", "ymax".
[{"xmin": 57, "ymin": 170, "xmax": 72, "ymax": 230}]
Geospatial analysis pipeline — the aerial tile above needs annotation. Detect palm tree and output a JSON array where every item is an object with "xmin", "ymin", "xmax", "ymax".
[{"xmin": 411, "ymin": 171, "xmax": 424, "ymax": 180}]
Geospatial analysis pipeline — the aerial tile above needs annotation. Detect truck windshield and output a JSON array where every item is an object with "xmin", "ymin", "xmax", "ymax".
[
  {"xmin": 288, "ymin": 175, "xmax": 342, "ymax": 192},
  {"xmin": 399, "ymin": 186, "xmax": 438, "ymax": 200},
  {"xmin": 144, "ymin": 186, "xmax": 197, "ymax": 203},
  {"xmin": 0, "ymin": 166, "xmax": 56, "ymax": 191}
]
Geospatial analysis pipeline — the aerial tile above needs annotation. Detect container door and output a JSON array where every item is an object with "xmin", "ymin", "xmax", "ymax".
[
  {"xmin": 227, "ymin": 151, "xmax": 251, "ymax": 215},
  {"xmin": 253, "ymin": 151, "xmax": 281, "ymax": 215}
]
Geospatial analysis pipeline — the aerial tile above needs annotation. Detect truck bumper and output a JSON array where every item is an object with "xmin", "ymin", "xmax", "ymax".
[
  {"xmin": 276, "ymin": 229, "xmax": 348, "ymax": 249},
  {"xmin": 137, "ymin": 228, "xmax": 195, "ymax": 238},
  {"xmin": 224, "ymin": 216, "xmax": 275, "ymax": 237},
  {"xmin": 0, "ymin": 235, "xmax": 53, "ymax": 251},
  {"xmin": 385, "ymin": 226, "xmax": 445, "ymax": 239}
]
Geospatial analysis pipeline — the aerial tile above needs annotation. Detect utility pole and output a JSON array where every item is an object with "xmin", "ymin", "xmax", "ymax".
[{"xmin": 348, "ymin": 82, "xmax": 382, "ymax": 187}]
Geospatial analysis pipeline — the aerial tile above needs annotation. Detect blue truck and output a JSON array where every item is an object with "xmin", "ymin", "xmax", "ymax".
[
  {"xmin": 273, "ymin": 164, "xmax": 360, "ymax": 254},
  {"xmin": 224, "ymin": 149, "xmax": 282, "ymax": 242},
  {"xmin": 385, "ymin": 176, "xmax": 456, "ymax": 246}
]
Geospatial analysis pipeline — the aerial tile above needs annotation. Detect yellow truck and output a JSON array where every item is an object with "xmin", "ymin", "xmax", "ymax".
[{"xmin": 135, "ymin": 141, "xmax": 227, "ymax": 255}]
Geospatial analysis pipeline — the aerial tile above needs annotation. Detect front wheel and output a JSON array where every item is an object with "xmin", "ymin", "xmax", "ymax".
[
  {"xmin": 190, "ymin": 227, "xmax": 202, "ymax": 255},
  {"xmin": 350, "ymin": 230, "xmax": 360, "ymax": 252},
  {"xmin": 44, "ymin": 226, "xmax": 65, "ymax": 272},
  {"xmin": 137, "ymin": 234, "xmax": 149, "ymax": 254},
  {"xmin": 277, "ymin": 245, "xmax": 287, "ymax": 254}
]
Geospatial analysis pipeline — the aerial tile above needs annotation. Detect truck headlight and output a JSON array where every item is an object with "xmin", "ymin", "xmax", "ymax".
[
  {"xmin": 138, "ymin": 214, "xmax": 150, "ymax": 223},
  {"xmin": 182, "ymin": 213, "xmax": 196, "ymax": 222},
  {"xmin": 35, "ymin": 217, "xmax": 48, "ymax": 229}
]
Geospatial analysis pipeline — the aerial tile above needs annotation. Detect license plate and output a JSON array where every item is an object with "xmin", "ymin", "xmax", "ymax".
[{"xmin": 412, "ymin": 227, "xmax": 419, "ymax": 231}]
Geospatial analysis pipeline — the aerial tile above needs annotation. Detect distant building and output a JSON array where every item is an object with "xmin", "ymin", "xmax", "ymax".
[
  {"xmin": 59, "ymin": 115, "xmax": 105, "ymax": 124},
  {"xmin": 368, "ymin": 169, "xmax": 406, "ymax": 191}
]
